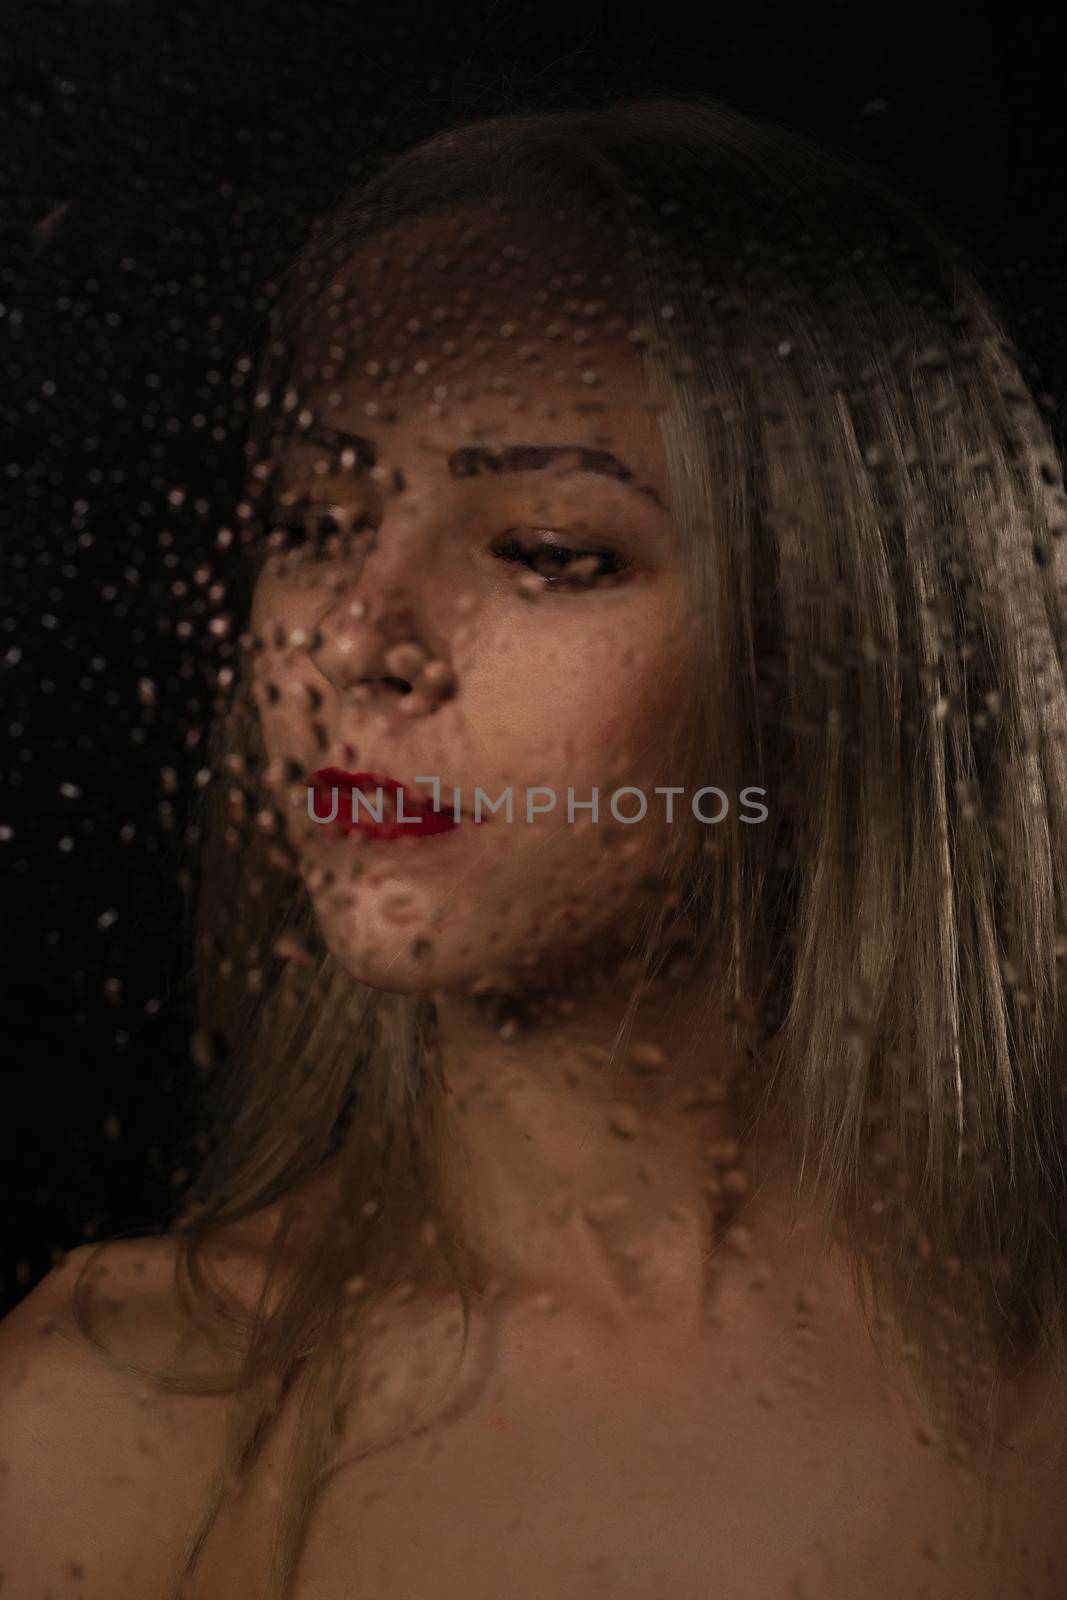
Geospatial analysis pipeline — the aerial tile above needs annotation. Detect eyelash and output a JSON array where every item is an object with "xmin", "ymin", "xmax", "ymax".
[
  {"xmin": 263, "ymin": 502, "xmax": 375, "ymax": 560},
  {"xmin": 260, "ymin": 502, "xmax": 631, "ymax": 591},
  {"xmin": 492, "ymin": 533, "xmax": 630, "ymax": 591}
]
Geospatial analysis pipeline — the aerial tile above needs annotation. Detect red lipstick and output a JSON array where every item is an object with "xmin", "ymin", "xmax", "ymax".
[{"xmin": 307, "ymin": 768, "xmax": 464, "ymax": 841}]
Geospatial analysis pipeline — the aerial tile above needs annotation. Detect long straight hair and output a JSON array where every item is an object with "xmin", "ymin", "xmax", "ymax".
[{"xmin": 71, "ymin": 95, "xmax": 1067, "ymax": 1599}]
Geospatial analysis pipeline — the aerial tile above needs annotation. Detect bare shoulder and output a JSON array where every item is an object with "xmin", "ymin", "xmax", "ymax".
[
  {"xmin": 0, "ymin": 1175, "xmax": 349, "ymax": 1598},
  {"xmin": 0, "ymin": 1237, "xmax": 233, "ymax": 1600}
]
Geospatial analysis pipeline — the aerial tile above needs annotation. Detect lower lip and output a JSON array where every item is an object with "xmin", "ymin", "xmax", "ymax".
[{"xmin": 310, "ymin": 786, "xmax": 466, "ymax": 843}]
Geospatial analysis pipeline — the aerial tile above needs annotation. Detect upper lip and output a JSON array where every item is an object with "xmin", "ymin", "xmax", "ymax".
[{"xmin": 307, "ymin": 768, "xmax": 459, "ymax": 814}]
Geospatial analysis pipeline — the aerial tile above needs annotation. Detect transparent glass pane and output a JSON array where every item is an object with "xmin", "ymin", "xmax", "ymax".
[{"xmin": 4, "ymin": 18, "xmax": 1067, "ymax": 1600}]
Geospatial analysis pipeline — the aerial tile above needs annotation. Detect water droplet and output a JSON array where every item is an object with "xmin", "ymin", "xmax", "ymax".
[
  {"xmin": 584, "ymin": 1193, "xmax": 629, "ymax": 1227},
  {"xmin": 607, "ymin": 1104, "xmax": 641, "ymax": 1139},
  {"xmin": 274, "ymin": 936, "xmax": 314, "ymax": 967},
  {"xmin": 626, "ymin": 1041, "xmax": 666, "ymax": 1072},
  {"xmin": 706, "ymin": 1139, "xmax": 740, "ymax": 1165}
]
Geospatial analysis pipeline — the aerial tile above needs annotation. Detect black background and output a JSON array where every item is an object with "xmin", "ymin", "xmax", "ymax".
[{"xmin": 3, "ymin": 0, "xmax": 1065, "ymax": 1316}]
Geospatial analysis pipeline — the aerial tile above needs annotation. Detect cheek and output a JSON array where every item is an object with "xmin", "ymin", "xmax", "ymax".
[
  {"xmin": 250, "ymin": 649, "xmax": 322, "ymax": 773},
  {"xmin": 250, "ymin": 567, "xmax": 333, "ymax": 642},
  {"xmin": 249, "ymin": 569, "xmax": 281, "ymax": 639},
  {"xmin": 249, "ymin": 578, "xmax": 327, "ymax": 750},
  {"xmin": 467, "ymin": 606, "xmax": 692, "ymax": 779}
]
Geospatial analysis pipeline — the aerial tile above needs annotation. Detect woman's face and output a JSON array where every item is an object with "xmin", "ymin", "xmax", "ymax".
[{"xmin": 248, "ymin": 214, "xmax": 699, "ymax": 998}]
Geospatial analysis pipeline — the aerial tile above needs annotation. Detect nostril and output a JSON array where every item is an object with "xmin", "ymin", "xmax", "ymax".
[{"xmin": 378, "ymin": 676, "xmax": 414, "ymax": 694}]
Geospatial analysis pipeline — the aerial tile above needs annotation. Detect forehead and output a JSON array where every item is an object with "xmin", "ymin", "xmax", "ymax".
[
  {"xmin": 274, "ymin": 208, "xmax": 668, "ymax": 471},
  {"xmin": 296, "ymin": 206, "xmax": 642, "ymax": 360}
]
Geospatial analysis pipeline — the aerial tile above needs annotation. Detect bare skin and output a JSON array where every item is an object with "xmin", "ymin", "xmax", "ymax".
[
  {"xmin": 190, "ymin": 1238, "xmax": 1067, "ymax": 1600},
  {"xmin": 5, "ymin": 1172, "xmax": 1066, "ymax": 1600},
  {"xmin": 4, "ymin": 213, "xmax": 1066, "ymax": 1597}
]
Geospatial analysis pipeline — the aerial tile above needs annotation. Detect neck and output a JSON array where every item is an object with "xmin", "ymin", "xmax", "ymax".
[{"xmin": 431, "ymin": 965, "xmax": 799, "ymax": 1340}]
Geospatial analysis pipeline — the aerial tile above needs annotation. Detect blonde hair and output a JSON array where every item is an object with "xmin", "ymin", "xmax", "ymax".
[{"xmin": 70, "ymin": 95, "xmax": 1067, "ymax": 1598}]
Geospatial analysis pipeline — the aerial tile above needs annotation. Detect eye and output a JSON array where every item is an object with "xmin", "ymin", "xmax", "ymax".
[
  {"xmin": 262, "ymin": 499, "xmax": 377, "ymax": 562},
  {"xmin": 492, "ymin": 532, "xmax": 630, "ymax": 591}
]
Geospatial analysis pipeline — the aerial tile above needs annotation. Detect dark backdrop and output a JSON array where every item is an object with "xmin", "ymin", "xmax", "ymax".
[{"xmin": 3, "ymin": 0, "xmax": 1065, "ymax": 1315}]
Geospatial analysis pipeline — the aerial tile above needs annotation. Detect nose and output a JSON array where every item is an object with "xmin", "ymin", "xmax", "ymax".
[
  {"xmin": 309, "ymin": 562, "xmax": 455, "ymax": 718},
  {"xmin": 311, "ymin": 591, "xmax": 417, "ymax": 696}
]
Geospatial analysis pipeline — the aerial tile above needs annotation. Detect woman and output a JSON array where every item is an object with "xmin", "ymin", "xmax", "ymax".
[{"xmin": 4, "ymin": 96, "xmax": 1067, "ymax": 1599}]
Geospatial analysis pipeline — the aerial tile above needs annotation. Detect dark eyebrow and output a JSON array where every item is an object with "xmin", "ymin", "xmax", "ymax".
[
  {"xmin": 448, "ymin": 444, "xmax": 668, "ymax": 510},
  {"xmin": 296, "ymin": 426, "xmax": 669, "ymax": 511},
  {"xmin": 299, "ymin": 423, "xmax": 379, "ymax": 468}
]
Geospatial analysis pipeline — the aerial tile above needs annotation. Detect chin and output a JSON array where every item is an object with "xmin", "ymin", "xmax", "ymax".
[
  {"xmin": 309, "ymin": 877, "xmax": 654, "ymax": 1002},
  {"xmin": 311, "ymin": 912, "xmax": 484, "ymax": 999},
  {"xmin": 313, "ymin": 924, "xmax": 433, "ymax": 996}
]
